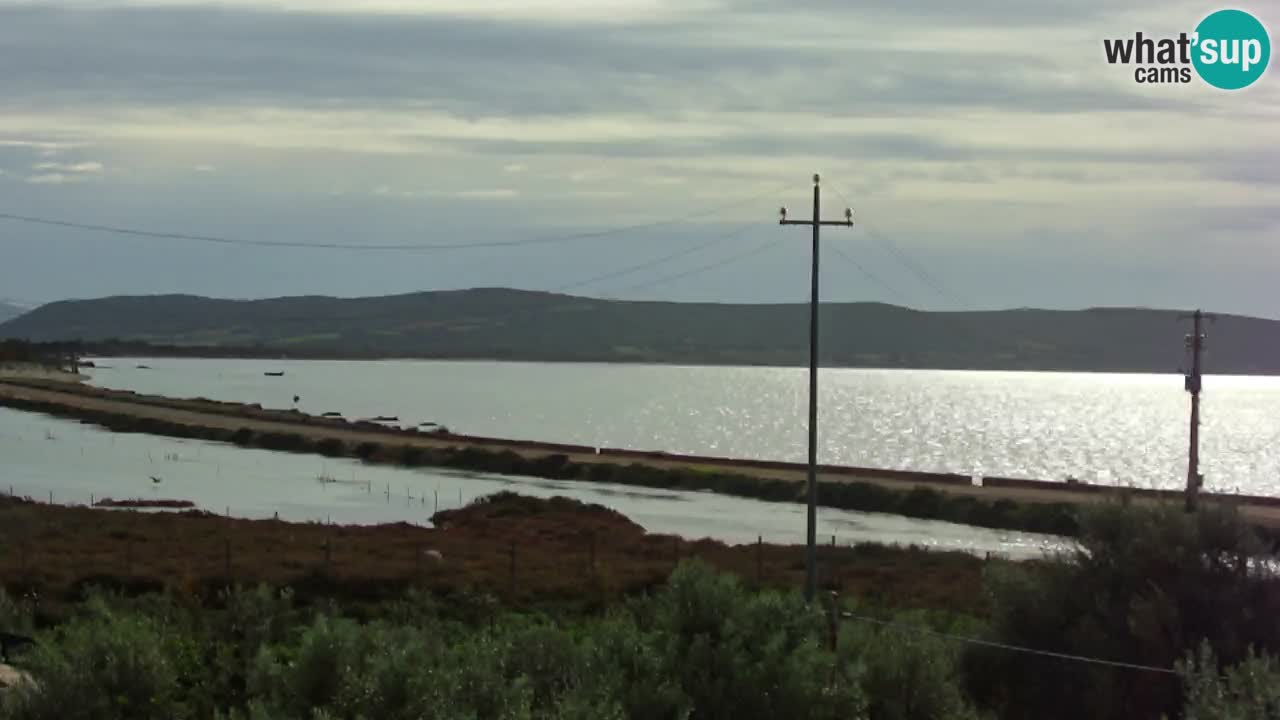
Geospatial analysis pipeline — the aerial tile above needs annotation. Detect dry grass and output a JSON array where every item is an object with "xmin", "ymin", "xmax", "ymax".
[{"xmin": 0, "ymin": 493, "xmax": 988, "ymax": 615}]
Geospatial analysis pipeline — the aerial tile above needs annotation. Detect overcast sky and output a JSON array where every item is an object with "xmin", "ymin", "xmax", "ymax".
[{"xmin": 0, "ymin": 0, "xmax": 1276, "ymax": 315}]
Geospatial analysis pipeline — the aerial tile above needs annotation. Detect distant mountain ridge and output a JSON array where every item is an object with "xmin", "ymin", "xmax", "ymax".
[
  {"xmin": 2, "ymin": 288, "xmax": 1278, "ymax": 373},
  {"xmin": 0, "ymin": 302, "xmax": 25, "ymax": 324}
]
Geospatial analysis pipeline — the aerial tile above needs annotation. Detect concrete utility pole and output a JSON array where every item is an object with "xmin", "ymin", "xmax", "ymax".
[
  {"xmin": 1180, "ymin": 309, "xmax": 1212, "ymax": 512},
  {"xmin": 779, "ymin": 174, "xmax": 853, "ymax": 603}
]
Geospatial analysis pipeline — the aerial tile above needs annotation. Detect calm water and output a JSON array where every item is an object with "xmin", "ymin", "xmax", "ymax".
[
  {"xmin": 85, "ymin": 358, "xmax": 1280, "ymax": 495},
  {"xmin": 0, "ymin": 407, "xmax": 1062, "ymax": 557}
]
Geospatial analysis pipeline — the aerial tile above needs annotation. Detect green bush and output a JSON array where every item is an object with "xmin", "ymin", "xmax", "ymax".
[
  {"xmin": 0, "ymin": 587, "xmax": 35, "ymax": 636},
  {"xmin": 585, "ymin": 616, "xmax": 691, "ymax": 720},
  {"xmin": 644, "ymin": 561, "xmax": 865, "ymax": 720},
  {"xmin": 1179, "ymin": 643, "xmax": 1280, "ymax": 720},
  {"xmin": 841, "ymin": 614, "xmax": 981, "ymax": 720},
  {"xmin": 2, "ymin": 595, "xmax": 202, "ymax": 720},
  {"xmin": 314, "ymin": 438, "xmax": 346, "ymax": 457},
  {"xmin": 965, "ymin": 502, "xmax": 1280, "ymax": 720}
]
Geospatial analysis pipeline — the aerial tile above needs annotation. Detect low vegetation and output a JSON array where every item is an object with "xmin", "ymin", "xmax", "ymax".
[
  {"xmin": 0, "ymin": 492, "xmax": 988, "ymax": 614},
  {"xmin": 1, "ymin": 495, "xmax": 1277, "ymax": 719}
]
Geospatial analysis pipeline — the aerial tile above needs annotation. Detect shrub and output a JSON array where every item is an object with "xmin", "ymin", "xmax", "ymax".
[
  {"xmin": 0, "ymin": 587, "xmax": 35, "ymax": 636},
  {"xmin": 256, "ymin": 432, "xmax": 307, "ymax": 453},
  {"xmin": 966, "ymin": 502, "xmax": 1280, "ymax": 720},
  {"xmin": 841, "ymin": 613, "xmax": 979, "ymax": 720},
  {"xmin": 314, "ymin": 438, "xmax": 346, "ymax": 457},
  {"xmin": 2, "ymin": 595, "xmax": 201, "ymax": 720},
  {"xmin": 1179, "ymin": 643, "xmax": 1280, "ymax": 720},
  {"xmin": 644, "ymin": 561, "xmax": 865, "ymax": 720},
  {"xmin": 398, "ymin": 446, "xmax": 423, "ymax": 466}
]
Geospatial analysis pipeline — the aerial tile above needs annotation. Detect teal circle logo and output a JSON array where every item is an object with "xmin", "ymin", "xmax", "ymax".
[{"xmin": 1192, "ymin": 9, "xmax": 1270, "ymax": 89}]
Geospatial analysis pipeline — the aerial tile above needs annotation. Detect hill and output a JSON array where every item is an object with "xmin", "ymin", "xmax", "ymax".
[
  {"xmin": 1, "ymin": 288, "xmax": 1277, "ymax": 373},
  {"xmin": 0, "ymin": 302, "xmax": 25, "ymax": 324}
]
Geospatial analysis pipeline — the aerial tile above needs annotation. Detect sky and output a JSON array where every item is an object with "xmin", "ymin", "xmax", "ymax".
[{"xmin": 0, "ymin": 0, "xmax": 1277, "ymax": 316}]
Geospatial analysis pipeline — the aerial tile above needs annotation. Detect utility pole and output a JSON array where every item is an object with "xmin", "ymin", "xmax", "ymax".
[
  {"xmin": 779, "ymin": 173, "xmax": 853, "ymax": 603},
  {"xmin": 1180, "ymin": 309, "xmax": 1212, "ymax": 512}
]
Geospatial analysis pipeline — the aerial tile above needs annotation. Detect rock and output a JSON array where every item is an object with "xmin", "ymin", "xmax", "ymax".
[
  {"xmin": 0, "ymin": 663, "xmax": 33, "ymax": 692},
  {"xmin": 424, "ymin": 549, "xmax": 444, "ymax": 564}
]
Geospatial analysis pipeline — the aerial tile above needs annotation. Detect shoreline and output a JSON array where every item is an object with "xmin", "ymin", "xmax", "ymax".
[
  {"xmin": 87, "ymin": 353, "xmax": 1195, "ymax": 375},
  {"xmin": 81, "ymin": 350, "xmax": 1280, "ymax": 376},
  {"xmin": 2, "ymin": 377, "xmax": 1279, "ymax": 533}
]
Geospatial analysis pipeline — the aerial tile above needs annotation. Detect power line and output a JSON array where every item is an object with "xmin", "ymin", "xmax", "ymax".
[
  {"xmin": 0, "ymin": 184, "xmax": 787, "ymax": 254},
  {"xmin": 819, "ymin": 177, "xmax": 1058, "ymax": 369},
  {"xmin": 841, "ymin": 612, "xmax": 1179, "ymax": 675},
  {"xmin": 826, "ymin": 242, "xmax": 912, "ymax": 307},
  {"xmin": 823, "ymin": 179, "xmax": 968, "ymax": 306},
  {"xmin": 617, "ymin": 232, "xmax": 780, "ymax": 294},
  {"xmin": 554, "ymin": 221, "xmax": 757, "ymax": 293}
]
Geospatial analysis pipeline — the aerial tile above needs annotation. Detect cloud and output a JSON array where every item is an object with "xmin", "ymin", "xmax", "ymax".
[
  {"xmin": 454, "ymin": 189, "xmax": 518, "ymax": 199},
  {"xmin": 0, "ymin": 139, "xmax": 70, "ymax": 150},
  {"xmin": 0, "ymin": 3, "xmax": 1201, "ymax": 122},
  {"xmin": 0, "ymin": 0, "xmax": 1274, "ymax": 316},
  {"xmin": 25, "ymin": 173, "xmax": 71, "ymax": 185},
  {"xmin": 32, "ymin": 161, "xmax": 104, "ymax": 174}
]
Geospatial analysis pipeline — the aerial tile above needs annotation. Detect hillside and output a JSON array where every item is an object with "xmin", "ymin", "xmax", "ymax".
[
  {"xmin": 1, "ymin": 288, "xmax": 1278, "ymax": 373},
  {"xmin": 0, "ymin": 302, "xmax": 25, "ymax": 324}
]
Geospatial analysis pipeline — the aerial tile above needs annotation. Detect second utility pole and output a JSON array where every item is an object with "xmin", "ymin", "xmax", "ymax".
[
  {"xmin": 1180, "ymin": 309, "xmax": 1212, "ymax": 512},
  {"xmin": 779, "ymin": 173, "xmax": 853, "ymax": 603}
]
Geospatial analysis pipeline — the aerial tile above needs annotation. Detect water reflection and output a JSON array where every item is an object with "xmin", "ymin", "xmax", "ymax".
[{"xmin": 0, "ymin": 408, "xmax": 1066, "ymax": 558}]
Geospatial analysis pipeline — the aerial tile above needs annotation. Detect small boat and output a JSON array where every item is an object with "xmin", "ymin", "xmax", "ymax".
[
  {"xmin": 321, "ymin": 412, "xmax": 343, "ymax": 418},
  {"xmin": 264, "ymin": 371, "xmax": 285, "ymax": 377},
  {"xmin": 136, "ymin": 365, "xmax": 151, "ymax": 370},
  {"xmin": 372, "ymin": 415, "xmax": 399, "ymax": 422}
]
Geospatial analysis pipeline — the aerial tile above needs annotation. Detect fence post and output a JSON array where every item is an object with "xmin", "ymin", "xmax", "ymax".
[
  {"xmin": 434, "ymin": 490, "xmax": 439, "ymax": 514},
  {"xmin": 826, "ymin": 591, "xmax": 840, "ymax": 652},
  {"xmin": 48, "ymin": 490, "xmax": 53, "ymax": 505},
  {"xmin": 509, "ymin": 540, "xmax": 517, "ymax": 600},
  {"xmin": 757, "ymin": 535, "xmax": 763, "ymax": 584}
]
